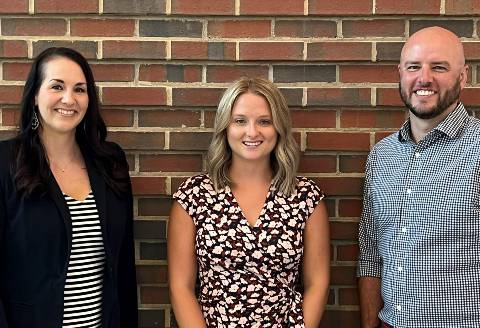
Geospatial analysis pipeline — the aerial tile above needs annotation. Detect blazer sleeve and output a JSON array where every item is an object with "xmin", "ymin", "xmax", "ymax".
[
  {"xmin": 116, "ymin": 147, "xmax": 138, "ymax": 327},
  {"xmin": 0, "ymin": 169, "xmax": 9, "ymax": 327}
]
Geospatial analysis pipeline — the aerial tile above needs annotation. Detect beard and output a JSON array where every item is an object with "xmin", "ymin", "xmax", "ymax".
[{"xmin": 399, "ymin": 78, "xmax": 461, "ymax": 120}]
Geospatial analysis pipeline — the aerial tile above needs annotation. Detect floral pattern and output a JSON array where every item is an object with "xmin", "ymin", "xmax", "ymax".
[{"xmin": 173, "ymin": 174, "xmax": 324, "ymax": 327}]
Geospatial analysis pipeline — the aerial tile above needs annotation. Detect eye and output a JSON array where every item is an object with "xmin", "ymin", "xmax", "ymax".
[
  {"xmin": 432, "ymin": 66, "xmax": 448, "ymax": 72},
  {"xmin": 75, "ymin": 86, "xmax": 87, "ymax": 93},
  {"xmin": 233, "ymin": 117, "xmax": 247, "ymax": 125},
  {"xmin": 258, "ymin": 119, "xmax": 272, "ymax": 126},
  {"xmin": 51, "ymin": 84, "xmax": 63, "ymax": 90},
  {"xmin": 406, "ymin": 65, "xmax": 420, "ymax": 71}
]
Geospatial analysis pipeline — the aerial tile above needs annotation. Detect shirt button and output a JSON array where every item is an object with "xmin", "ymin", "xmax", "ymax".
[
  {"xmin": 397, "ymin": 266, "xmax": 403, "ymax": 272},
  {"xmin": 406, "ymin": 188, "xmax": 412, "ymax": 194},
  {"xmin": 396, "ymin": 305, "xmax": 402, "ymax": 311},
  {"xmin": 415, "ymin": 152, "xmax": 420, "ymax": 158},
  {"xmin": 401, "ymin": 227, "xmax": 407, "ymax": 233}
]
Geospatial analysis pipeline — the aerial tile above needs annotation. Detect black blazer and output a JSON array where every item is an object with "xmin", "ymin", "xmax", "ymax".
[{"xmin": 0, "ymin": 139, "xmax": 138, "ymax": 328}]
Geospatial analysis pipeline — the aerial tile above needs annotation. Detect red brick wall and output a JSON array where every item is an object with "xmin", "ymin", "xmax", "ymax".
[{"xmin": 1, "ymin": 1, "xmax": 479, "ymax": 327}]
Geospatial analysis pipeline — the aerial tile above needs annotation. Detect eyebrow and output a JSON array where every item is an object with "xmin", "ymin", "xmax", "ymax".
[
  {"xmin": 49, "ymin": 79, "xmax": 87, "ymax": 85},
  {"xmin": 403, "ymin": 61, "xmax": 451, "ymax": 67}
]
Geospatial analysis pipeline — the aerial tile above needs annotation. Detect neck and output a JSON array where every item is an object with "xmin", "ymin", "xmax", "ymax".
[
  {"xmin": 409, "ymin": 102, "xmax": 458, "ymax": 143},
  {"xmin": 229, "ymin": 159, "xmax": 272, "ymax": 186},
  {"xmin": 40, "ymin": 129, "xmax": 79, "ymax": 163}
]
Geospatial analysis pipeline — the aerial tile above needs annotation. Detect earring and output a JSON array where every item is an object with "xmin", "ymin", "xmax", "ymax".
[{"xmin": 31, "ymin": 110, "xmax": 39, "ymax": 130}]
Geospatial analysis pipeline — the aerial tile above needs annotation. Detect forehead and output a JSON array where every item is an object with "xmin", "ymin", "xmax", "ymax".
[
  {"xmin": 400, "ymin": 40, "xmax": 461, "ymax": 66},
  {"xmin": 41, "ymin": 57, "xmax": 86, "ymax": 81},
  {"xmin": 232, "ymin": 92, "xmax": 271, "ymax": 115}
]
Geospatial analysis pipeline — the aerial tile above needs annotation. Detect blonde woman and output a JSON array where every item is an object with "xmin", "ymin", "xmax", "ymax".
[{"xmin": 168, "ymin": 78, "xmax": 330, "ymax": 327}]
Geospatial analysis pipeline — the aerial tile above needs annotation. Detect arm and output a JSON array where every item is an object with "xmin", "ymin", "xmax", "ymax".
[
  {"xmin": 0, "ymin": 183, "xmax": 8, "ymax": 327},
  {"xmin": 167, "ymin": 201, "xmax": 206, "ymax": 328},
  {"xmin": 302, "ymin": 201, "xmax": 330, "ymax": 328},
  {"xmin": 357, "ymin": 149, "xmax": 383, "ymax": 328}
]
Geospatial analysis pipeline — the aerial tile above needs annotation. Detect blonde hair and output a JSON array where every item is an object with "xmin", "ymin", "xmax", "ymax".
[{"xmin": 206, "ymin": 77, "xmax": 299, "ymax": 195}]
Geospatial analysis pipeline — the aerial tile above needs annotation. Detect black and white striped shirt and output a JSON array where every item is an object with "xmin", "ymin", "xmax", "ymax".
[
  {"xmin": 358, "ymin": 103, "xmax": 480, "ymax": 327},
  {"xmin": 62, "ymin": 192, "xmax": 105, "ymax": 328}
]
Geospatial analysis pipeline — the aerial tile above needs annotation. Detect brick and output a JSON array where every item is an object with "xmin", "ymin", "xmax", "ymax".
[
  {"xmin": 409, "ymin": 20, "xmax": 473, "ymax": 37},
  {"xmin": 170, "ymin": 132, "xmax": 212, "ymax": 150},
  {"xmin": 137, "ymin": 264, "xmax": 168, "ymax": 284},
  {"xmin": 324, "ymin": 199, "xmax": 335, "ymax": 218},
  {"xmin": 140, "ymin": 286, "xmax": 169, "ymax": 304},
  {"xmin": 35, "ymin": 0, "xmax": 98, "ymax": 13},
  {"xmin": 0, "ymin": 130, "xmax": 17, "ymax": 140},
  {"xmin": 320, "ymin": 310, "xmax": 360, "ymax": 328},
  {"xmin": 330, "ymin": 221, "xmax": 360, "ymax": 239},
  {"xmin": 376, "ymin": 0, "xmax": 441, "ymax": 14},
  {"xmin": 103, "ymin": 0, "xmax": 165, "ymax": 14},
  {"xmin": 91, "ymin": 64, "xmax": 134, "ymax": 82},
  {"xmin": 171, "ymin": 41, "xmax": 236, "ymax": 60},
  {"xmin": 140, "ymin": 64, "xmax": 202, "ymax": 83},
  {"xmin": 338, "ymin": 287, "xmax": 359, "ymax": 305},
  {"xmin": 138, "ymin": 110, "xmax": 201, "ymax": 127},
  {"xmin": 376, "ymin": 42, "xmax": 404, "ymax": 62},
  {"xmin": 463, "ymin": 42, "xmax": 480, "ymax": 61},
  {"xmin": 445, "ymin": 0, "xmax": 480, "ymax": 15},
  {"xmin": 172, "ymin": 88, "xmax": 224, "ymax": 107},
  {"xmin": 108, "ymin": 131, "xmax": 165, "ymax": 150},
  {"xmin": 377, "ymin": 88, "xmax": 403, "ymax": 106},
  {"xmin": 131, "ymin": 176, "xmax": 167, "ymax": 195},
  {"xmin": 239, "ymin": 42, "xmax": 304, "ymax": 61},
  {"xmin": 313, "ymin": 177, "xmax": 364, "ymax": 196},
  {"xmin": 275, "ymin": 20, "xmax": 337, "ymax": 38},
  {"xmin": 375, "ymin": 131, "xmax": 395, "ymax": 144},
  {"xmin": 308, "ymin": 42, "xmax": 372, "ymax": 61},
  {"xmin": 0, "ymin": 40, "xmax": 28, "ymax": 58},
  {"xmin": 207, "ymin": 65, "xmax": 269, "ymax": 83},
  {"xmin": 341, "ymin": 110, "xmax": 405, "ymax": 128},
  {"xmin": 140, "ymin": 154, "xmax": 203, "ymax": 172},
  {"xmin": 71, "ymin": 19, "xmax": 134, "ymax": 37},
  {"xmin": 339, "ymin": 154, "xmax": 368, "ymax": 174},
  {"xmin": 310, "ymin": 0, "xmax": 371, "ymax": 15},
  {"xmin": 204, "ymin": 110, "xmax": 216, "ymax": 128},
  {"xmin": 102, "ymin": 87, "xmax": 167, "ymax": 106},
  {"xmin": 135, "ymin": 219, "xmax": 166, "ymax": 239},
  {"xmin": 170, "ymin": 177, "xmax": 189, "ymax": 194},
  {"xmin": 140, "ymin": 20, "xmax": 202, "ymax": 37},
  {"xmin": 171, "ymin": 0, "xmax": 234, "ymax": 15},
  {"xmin": 2, "ymin": 62, "xmax": 31, "ymax": 81},
  {"xmin": 240, "ymin": 0, "xmax": 304, "ymax": 15},
  {"xmin": 298, "ymin": 154, "xmax": 336, "ymax": 173},
  {"xmin": 0, "ymin": 86, "xmax": 22, "ymax": 104},
  {"xmin": 279, "ymin": 88, "xmax": 303, "ymax": 107},
  {"xmin": 101, "ymin": 108, "xmax": 133, "ymax": 127},
  {"xmin": 291, "ymin": 109, "xmax": 336, "ymax": 128},
  {"xmin": 273, "ymin": 65, "xmax": 336, "ymax": 83},
  {"xmin": 342, "ymin": 19, "xmax": 405, "ymax": 37},
  {"xmin": 33, "ymin": 41, "xmax": 96, "ymax": 59},
  {"xmin": 330, "ymin": 265, "xmax": 357, "ymax": 284},
  {"xmin": 337, "ymin": 244, "xmax": 359, "ymax": 261},
  {"xmin": 2, "ymin": 18, "xmax": 66, "ymax": 36},
  {"xmin": 139, "ymin": 309, "xmax": 166, "ymax": 328},
  {"xmin": 461, "ymin": 88, "xmax": 480, "ymax": 106},
  {"xmin": 103, "ymin": 41, "xmax": 166, "ymax": 60},
  {"xmin": 308, "ymin": 88, "xmax": 371, "ymax": 106},
  {"xmin": 0, "ymin": 0, "xmax": 28, "ymax": 13},
  {"xmin": 140, "ymin": 241, "xmax": 167, "ymax": 260},
  {"xmin": 1, "ymin": 108, "xmax": 19, "ymax": 126},
  {"xmin": 208, "ymin": 20, "xmax": 271, "ymax": 38},
  {"xmin": 138, "ymin": 197, "xmax": 172, "ymax": 216},
  {"xmin": 339, "ymin": 65, "xmax": 398, "ymax": 83},
  {"xmin": 125, "ymin": 155, "xmax": 134, "ymax": 170},
  {"xmin": 307, "ymin": 132, "xmax": 370, "ymax": 151},
  {"xmin": 338, "ymin": 199, "xmax": 363, "ymax": 217}
]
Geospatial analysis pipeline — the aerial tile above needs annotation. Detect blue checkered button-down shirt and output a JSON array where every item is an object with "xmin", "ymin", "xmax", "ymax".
[{"xmin": 358, "ymin": 103, "xmax": 480, "ymax": 328}]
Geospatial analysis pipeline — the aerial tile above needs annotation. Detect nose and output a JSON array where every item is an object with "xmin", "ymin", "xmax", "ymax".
[
  {"xmin": 246, "ymin": 122, "xmax": 259, "ymax": 138},
  {"xmin": 419, "ymin": 67, "xmax": 432, "ymax": 85},
  {"xmin": 61, "ymin": 90, "xmax": 75, "ymax": 106}
]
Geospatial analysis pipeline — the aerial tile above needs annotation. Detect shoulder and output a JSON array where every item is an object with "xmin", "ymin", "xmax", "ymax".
[
  {"xmin": 294, "ymin": 176, "xmax": 324, "ymax": 199},
  {"xmin": 0, "ymin": 138, "xmax": 18, "ymax": 170},
  {"xmin": 174, "ymin": 173, "xmax": 214, "ymax": 195}
]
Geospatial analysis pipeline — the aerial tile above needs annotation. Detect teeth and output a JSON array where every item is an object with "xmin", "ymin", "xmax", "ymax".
[
  {"xmin": 243, "ymin": 141, "xmax": 261, "ymax": 146},
  {"xmin": 415, "ymin": 90, "xmax": 435, "ymax": 96},
  {"xmin": 57, "ymin": 108, "xmax": 75, "ymax": 116}
]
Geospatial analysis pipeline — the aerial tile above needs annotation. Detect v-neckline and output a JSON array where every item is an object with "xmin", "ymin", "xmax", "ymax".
[{"xmin": 226, "ymin": 183, "xmax": 273, "ymax": 228}]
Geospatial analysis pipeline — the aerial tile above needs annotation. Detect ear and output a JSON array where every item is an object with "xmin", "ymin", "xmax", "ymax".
[{"xmin": 459, "ymin": 64, "xmax": 469, "ymax": 89}]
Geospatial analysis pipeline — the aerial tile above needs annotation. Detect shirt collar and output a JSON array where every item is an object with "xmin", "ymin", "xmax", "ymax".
[{"xmin": 398, "ymin": 102, "xmax": 469, "ymax": 142}]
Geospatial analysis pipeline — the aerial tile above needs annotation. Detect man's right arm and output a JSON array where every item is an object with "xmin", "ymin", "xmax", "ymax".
[{"xmin": 357, "ymin": 149, "xmax": 383, "ymax": 328}]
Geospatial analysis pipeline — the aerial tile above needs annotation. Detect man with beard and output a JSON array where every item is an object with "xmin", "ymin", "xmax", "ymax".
[{"xmin": 357, "ymin": 26, "xmax": 480, "ymax": 328}]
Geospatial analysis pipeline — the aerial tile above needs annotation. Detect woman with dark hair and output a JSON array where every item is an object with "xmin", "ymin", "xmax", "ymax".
[
  {"xmin": 0, "ymin": 47, "xmax": 137, "ymax": 328},
  {"xmin": 168, "ymin": 78, "xmax": 330, "ymax": 327}
]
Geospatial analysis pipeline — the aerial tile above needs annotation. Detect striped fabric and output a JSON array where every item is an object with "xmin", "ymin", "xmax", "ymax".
[{"xmin": 62, "ymin": 192, "xmax": 105, "ymax": 328}]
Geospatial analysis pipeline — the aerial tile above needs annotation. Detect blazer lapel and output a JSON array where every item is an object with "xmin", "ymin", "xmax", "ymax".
[{"xmin": 47, "ymin": 174, "xmax": 72, "ymax": 251}]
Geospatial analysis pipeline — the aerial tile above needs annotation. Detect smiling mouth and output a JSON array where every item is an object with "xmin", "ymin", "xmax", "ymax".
[
  {"xmin": 414, "ymin": 90, "xmax": 435, "ymax": 96},
  {"xmin": 55, "ymin": 108, "xmax": 76, "ymax": 116},
  {"xmin": 242, "ymin": 141, "xmax": 262, "ymax": 147}
]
